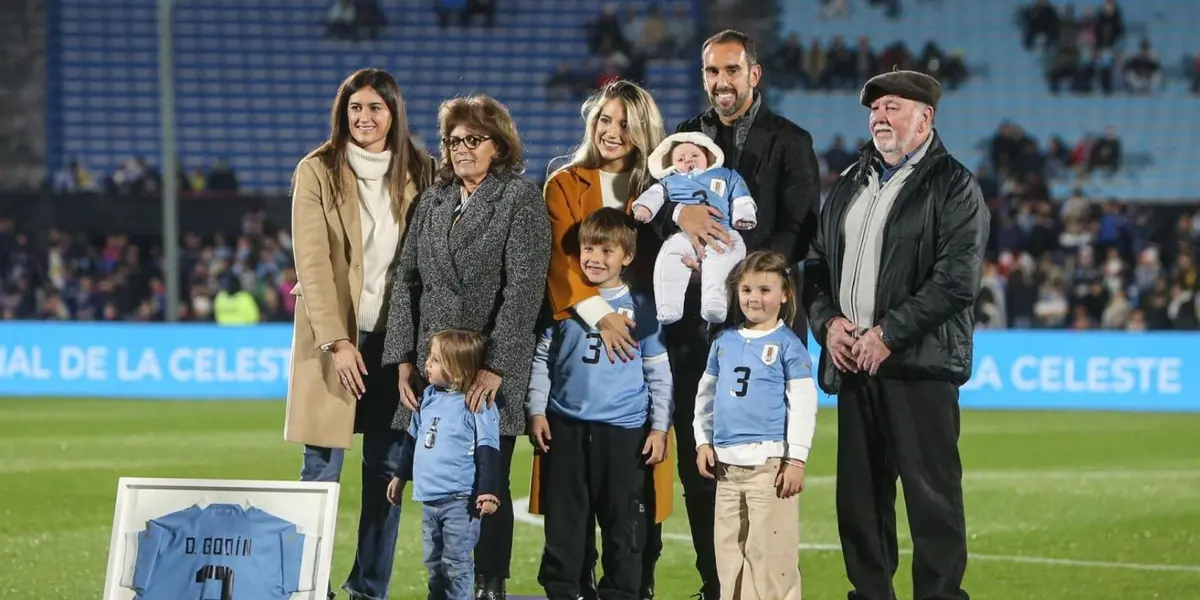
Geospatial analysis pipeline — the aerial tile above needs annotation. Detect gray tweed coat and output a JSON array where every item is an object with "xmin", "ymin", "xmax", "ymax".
[{"xmin": 382, "ymin": 171, "xmax": 552, "ymax": 437}]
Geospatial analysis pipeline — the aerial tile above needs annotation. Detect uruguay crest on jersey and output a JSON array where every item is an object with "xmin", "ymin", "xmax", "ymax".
[
  {"xmin": 710, "ymin": 177, "xmax": 726, "ymax": 196},
  {"xmin": 761, "ymin": 343, "xmax": 780, "ymax": 366}
]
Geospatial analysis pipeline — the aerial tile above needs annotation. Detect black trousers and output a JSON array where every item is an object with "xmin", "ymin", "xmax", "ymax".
[
  {"xmin": 837, "ymin": 375, "xmax": 969, "ymax": 600},
  {"xmin": 538, "ymin": 414, "xmax": 649, "ymax": 600},
  {"xmin": 582, "ymin": 475, "xmax": 662, "ymax": 592},
  {"xmin": 475, "ymin": 434, "xmax": 517, "ymax": 578},
  {"xmin": 661, "ymin": 289, "xmax": 721, "ymax": 596}
]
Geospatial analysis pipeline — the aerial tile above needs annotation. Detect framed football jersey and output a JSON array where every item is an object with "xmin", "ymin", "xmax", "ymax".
[{"xmin": 102, "ymin": 478, "xmax": 339, "ymax": 600}]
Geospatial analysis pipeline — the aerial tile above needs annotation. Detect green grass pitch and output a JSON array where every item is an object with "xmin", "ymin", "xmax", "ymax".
[{"xmin": 1, "ymin": 399, "xmax": 1198, "ymax": 599}]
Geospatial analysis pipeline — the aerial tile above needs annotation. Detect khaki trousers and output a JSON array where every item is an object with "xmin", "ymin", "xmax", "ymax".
[{"xmin": 714, "ymin": 459, "xmax": 801, "ymax": 600}]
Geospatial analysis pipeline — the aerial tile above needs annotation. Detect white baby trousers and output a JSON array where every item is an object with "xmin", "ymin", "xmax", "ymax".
[{"xmin": 653, "ymin": 230, "xmax": 746, "ymax": 324}]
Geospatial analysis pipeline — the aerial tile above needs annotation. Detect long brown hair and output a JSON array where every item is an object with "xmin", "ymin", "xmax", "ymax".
[
  {"xmin": 435, "ymin": 95, "xmax": 525, "ymax": 184},
  {"xmin": 725, "ymin": 251, "xmax": 798, "ymax": 329},
  {"xmin": 301, "ymin": 68, "xmax": 432, "ymax": 228}
]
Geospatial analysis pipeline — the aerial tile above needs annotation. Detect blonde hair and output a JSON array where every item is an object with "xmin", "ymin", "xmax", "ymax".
[
  {"xmin": 725, "ymin": 251, "xmax": 798, "ymax": 328},
  {"xmin": 436, "ymin": 95, "xmax": 525, "ymax": 184},
  {"xmin": 552, "ymin": 80, "xmax": 666, "ymax": 197},
  {"xmin": 430, "ymin": 330, "xmax": 488, "ymax": 392}
]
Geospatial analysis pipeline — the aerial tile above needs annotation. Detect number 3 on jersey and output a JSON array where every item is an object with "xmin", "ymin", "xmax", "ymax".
[
  {"xmin": 732, "ymin": 366, "xmax": 751, "ymax": 397},
  {"xmin": 583, "ymin": 332, "xmax": 602, "ymax": 364}
]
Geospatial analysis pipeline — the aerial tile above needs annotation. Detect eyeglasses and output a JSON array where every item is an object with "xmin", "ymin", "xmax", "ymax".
[{"xmin": 441, "ymin": 135, "xmax": 492, "ymax": 151}]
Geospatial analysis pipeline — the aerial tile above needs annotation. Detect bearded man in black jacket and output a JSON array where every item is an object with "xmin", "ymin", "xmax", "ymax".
[
  {"xmin": 803, "ymin": 70, "xmax": 988, "ymax": 600},
  {"xmin": 647, "ymin": 28, "xmax": 821, "ymax": 600}
]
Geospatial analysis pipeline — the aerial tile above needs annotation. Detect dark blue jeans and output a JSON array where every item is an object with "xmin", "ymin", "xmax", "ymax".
[
  {"xmin": 301, "ymin": 331, "xmax": 402, "ymax": 600},
  {"xmin": 302, "ymin": 432, "xmax": 401, "ymax": 600},
  {"xmin": 422, "ymin": 496, "xmax": 482, "ymax": 600}
]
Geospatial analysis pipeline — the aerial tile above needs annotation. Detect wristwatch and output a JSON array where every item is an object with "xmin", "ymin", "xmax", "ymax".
[{"xmin": 876, "ymin": 326, "xmax": 894, "ymax": 349}]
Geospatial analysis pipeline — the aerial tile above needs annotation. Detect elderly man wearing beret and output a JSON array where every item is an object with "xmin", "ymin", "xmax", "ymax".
[{"xmin": 802, "ymin": 70, "xmax": 988, "ymax": 600}]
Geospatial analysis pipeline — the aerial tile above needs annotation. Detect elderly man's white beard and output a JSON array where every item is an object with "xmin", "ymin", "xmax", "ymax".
[{"xmin": 871, "ymin": 112, "xmax": 925, "ymax": 156}]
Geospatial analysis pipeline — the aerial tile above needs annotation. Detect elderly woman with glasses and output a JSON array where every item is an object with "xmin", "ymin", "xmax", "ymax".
[{"xmin": 382, "ymin": 94, "xmax": 551, "ymax": 600}]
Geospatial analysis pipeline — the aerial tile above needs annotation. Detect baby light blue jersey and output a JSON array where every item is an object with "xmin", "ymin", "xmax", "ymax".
[{"xmin": 660, "ymin": 167, "xmax": 752, "ymax": 229}]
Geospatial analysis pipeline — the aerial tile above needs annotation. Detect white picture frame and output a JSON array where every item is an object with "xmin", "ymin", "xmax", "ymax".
[{"xmin": 102, "ymin": 477, "xmax": 340, "ymax": 600}]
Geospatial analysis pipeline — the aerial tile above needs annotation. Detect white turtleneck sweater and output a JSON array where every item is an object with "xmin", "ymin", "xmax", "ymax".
[{"xmin": 346, "ymin": 143, "xmax": 397, "ymax": 332}]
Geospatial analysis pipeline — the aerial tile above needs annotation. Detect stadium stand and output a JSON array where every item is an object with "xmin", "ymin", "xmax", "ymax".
[
  {"xmin": 46, "ymin": 0, "xmax": 701, "ymax": 192},
  {"xmin": 774, "ymin": 0, "xmax": 1200, "ymax": 201},
  {"xmin": 10, "ymin": 0, "xmax": 1200, "ymax": 332}
]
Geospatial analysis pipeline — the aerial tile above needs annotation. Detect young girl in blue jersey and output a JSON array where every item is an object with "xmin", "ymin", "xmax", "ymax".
[
  {"xmin": 693, "ymin": 250, "xmax": 818, "ymax": 600},
  {"xmin": 385, "ymin": 329, "xmax": 501, "ymax": 600},
  {"xmin": 527, "ymin": 207, "xmax": 674, "ymax": 600}
]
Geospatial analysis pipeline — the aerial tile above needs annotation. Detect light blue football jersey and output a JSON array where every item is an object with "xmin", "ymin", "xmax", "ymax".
[
  {"xmin": 406, "ymin": 386, "xmax": 502, "ymax": 502},
  {"xmin": 660, "ymin": 167, "xmax": 752, "ymax": 229},
  {"xmin": 527, "ymin": 285, "xmax": 672, "ymax": 430},
  {"xmin": 705, "ymin": 325, "xmax": 813, "ymax": 448},
  {"xmin": 132, "ymin": 504, "xmax": 304, "ymax": 600}
]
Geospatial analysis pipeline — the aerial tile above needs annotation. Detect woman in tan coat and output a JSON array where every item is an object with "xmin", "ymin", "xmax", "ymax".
[{"xmin": 284, "ymin": 67, "xmax": 433, "ymax": 600}]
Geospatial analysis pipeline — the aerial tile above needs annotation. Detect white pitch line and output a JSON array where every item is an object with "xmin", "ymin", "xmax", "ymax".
[{"xmin": 511, "ymin": 498, "xmax": 1200, "ymax": 574}]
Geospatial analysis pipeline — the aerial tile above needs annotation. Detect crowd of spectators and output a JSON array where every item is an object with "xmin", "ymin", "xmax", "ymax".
[
  {"xmin": 47, "ymin": 157, "xmax": 239, "ymax": 197},
  {"xmin": 0, "ymin": 210, "xmax": 296, "ymax": 324},
  {"xmin": 769, "ymin": 33, "xmax": 967, "ymax": 92},
  {"xmin": 969, "ymin": 121, "xmax": 1196, "ymax": 332},
  {"xmin": 545, "ymin": 2, "xmax": 697, "ymax": 103},
  {"xmin": 1022, "ymin": 0, "xmax": 1170, "ymax": 95}
]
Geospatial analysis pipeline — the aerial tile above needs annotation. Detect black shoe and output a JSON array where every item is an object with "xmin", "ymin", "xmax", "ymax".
[
  {"xmin": 476, "ymin": 576, "xmax": 506, "ymax": 600},
  {"xmin": 639, "ymin": 586, "xmax": 654, "ymax": 600}
]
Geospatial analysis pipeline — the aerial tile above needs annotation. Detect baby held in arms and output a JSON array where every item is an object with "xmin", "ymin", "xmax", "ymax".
[{"xmin": 631, "ymin": 132, "xmax": 757, "ymax": 324}]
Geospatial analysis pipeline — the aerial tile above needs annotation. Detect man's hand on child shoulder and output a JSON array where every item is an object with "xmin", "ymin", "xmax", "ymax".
[
  {"xmin": 642, "ymin": 429, "xmax": 668, "ymax": 465},
  {"xmin": 386, "ymin": 477, "xmax": 405, "ymax": 506},
  {"xmin": 775, "ymin": 459, "xmax": 806, "ymax": 499},
  {"xmin": 476, "ymin": 494, "xmax": 500, "ymax": 516}
]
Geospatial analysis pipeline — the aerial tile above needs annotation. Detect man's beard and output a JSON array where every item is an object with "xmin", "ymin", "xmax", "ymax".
[{"xmin": 709, "ymin": 87, "xmax": 749, "ymax": 118}]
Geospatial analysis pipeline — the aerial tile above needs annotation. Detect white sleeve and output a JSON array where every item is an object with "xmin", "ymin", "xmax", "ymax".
[
  {"xmin": 631, "ymin": 184, "xmax": 667, "ymax": 217},
  {"xmin": 692, "ymin": 372, "xmax": 718, "ymax": 447},
  {"xmin": 784, "ymin": 377, "xmax": 819, "ymax": 463},
  {"xmin": 731, "ymin": 195, "xmax": 757, "ymax": 226},
  {"xmin": 573, "ymin": 296, "xmax": 615, "ymax": 329},
  {"xmin": 671, "ymin": 203, "xmax": 685, "ymax": 224}
]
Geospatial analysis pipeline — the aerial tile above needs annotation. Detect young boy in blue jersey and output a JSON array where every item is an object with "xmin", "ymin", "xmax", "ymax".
[
  {"xmin": 527, "ymin": 207, "xmax": 674, "ymax": 600},
  {"xmin": 630, "ymin": 131, "xmax": 757, "ymax": 325},
  {"xmin": 386, "ymin": 329, "xmax": 501, "ymax": 600},
  {"xmin": 693, "ymin": 250, "xmax": 818, "ymax": 600}
]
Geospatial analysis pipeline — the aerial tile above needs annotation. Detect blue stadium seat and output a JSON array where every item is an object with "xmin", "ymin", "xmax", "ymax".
[{"xmin": 47, "ymin": 0, "xmax": 702, "ymax": 188}]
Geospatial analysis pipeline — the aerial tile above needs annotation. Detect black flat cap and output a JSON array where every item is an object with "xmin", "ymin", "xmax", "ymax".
[{"xmin": 860, "ymin": 70, "xmax": 942, "ymax": 110}]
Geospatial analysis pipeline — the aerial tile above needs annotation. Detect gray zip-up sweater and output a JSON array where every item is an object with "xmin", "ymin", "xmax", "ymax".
[{"xmin": 839, "ymin": 134, "xmax": 934, "ymax": 332}]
